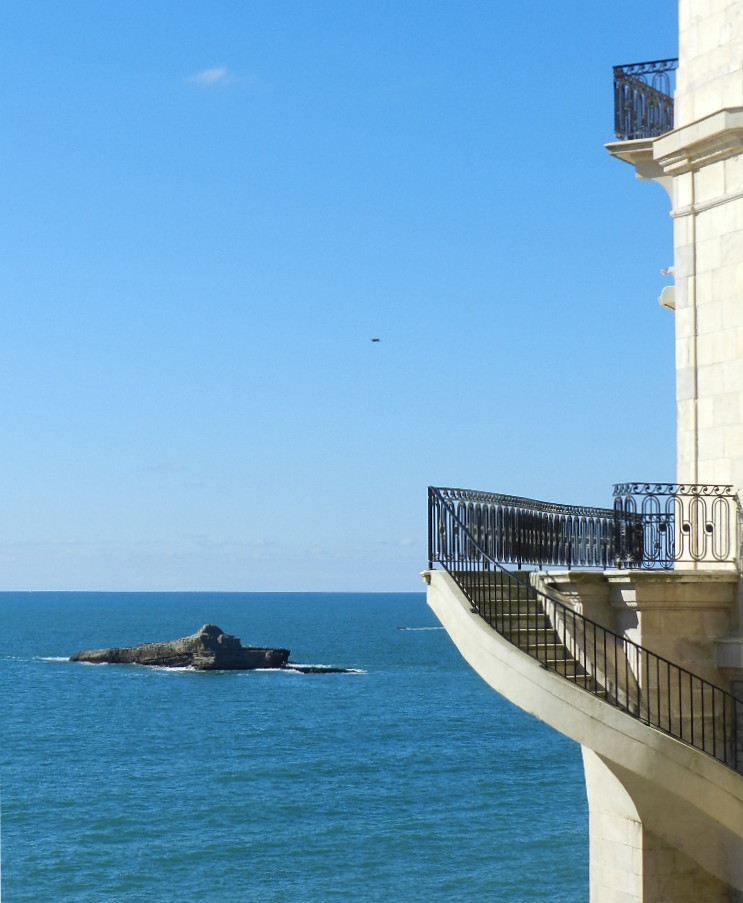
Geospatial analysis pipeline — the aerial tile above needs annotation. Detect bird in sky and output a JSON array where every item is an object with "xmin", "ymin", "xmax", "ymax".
[{"xmin": 371, "ymin": 338, "xmax": 380, "ymax": 342}]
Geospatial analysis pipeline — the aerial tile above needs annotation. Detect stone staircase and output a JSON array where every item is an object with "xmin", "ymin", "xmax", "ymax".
[
  {"xmin": 455, "ymin": 568, "xmax": 743, "ymax": 768},
  {"xmin": 460, "ymin": 569, "xmax": 609, "ymax": 698}
]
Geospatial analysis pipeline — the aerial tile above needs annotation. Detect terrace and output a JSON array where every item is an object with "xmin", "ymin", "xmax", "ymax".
[{"xmin": 426, "ymin": 483, "xmax": 743, "ymax": 772}]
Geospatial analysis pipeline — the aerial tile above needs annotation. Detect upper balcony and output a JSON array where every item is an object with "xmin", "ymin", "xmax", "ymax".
[{"xmin": 613, "ymin": 58, "xmax": 678, "ymax": 141}]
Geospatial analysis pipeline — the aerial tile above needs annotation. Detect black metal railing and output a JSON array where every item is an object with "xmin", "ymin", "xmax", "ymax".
[
  {"xmin": 428, "ymin": 485, "xmax": 741, "ymax": 570},
  {"xmin": 614, "ymin": 483, "xmax": 741, "ymax": 568},
  {"xmin": 428, "ymin": 486, "xmax": 743, "ymax": 772},
  {"xmin": 614, "ymin": 58, "xmax": 677, "ymax": 140},
  {"xmin": 426, "ymin": 487, "xmax": 643, "ymax": 570}
]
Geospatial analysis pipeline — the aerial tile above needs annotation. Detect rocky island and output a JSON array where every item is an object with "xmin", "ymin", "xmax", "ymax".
[
  {"xmin": 70, "ymin": 624, "xmax": 290, "ymax": 671},
  {"xmin": 69, "ymin": 624, "xmax": 355, "ymax": 673}
]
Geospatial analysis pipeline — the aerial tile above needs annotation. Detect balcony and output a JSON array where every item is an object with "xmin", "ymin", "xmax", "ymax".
[
  {"xmin": 613, "ymin": 58, "xmax": 678, "ymax": 141},
  {"xmin": 426, "ymin": 483, "xmax": 743, "ymax": 773}
]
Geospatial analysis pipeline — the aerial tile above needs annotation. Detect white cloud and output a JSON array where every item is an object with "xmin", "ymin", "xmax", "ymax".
[{"xmin": 188, "ymin": 66, "xmax": 234, "ymax": 87}]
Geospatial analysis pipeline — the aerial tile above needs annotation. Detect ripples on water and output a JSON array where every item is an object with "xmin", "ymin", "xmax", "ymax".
[{"xmin": 0, "ymin": 592, "xmax": 588, "ymax": 902}]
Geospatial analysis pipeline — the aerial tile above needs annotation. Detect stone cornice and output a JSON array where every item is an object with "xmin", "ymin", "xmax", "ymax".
[
  {"xmin": 606, "ymin": 569, "xmax": 739, "ymax": 585},
  {"xmin": 653, "ymin": 108, "xmax": 743, "ymax": 174},
  {"xmin": 605, "ymin": 138, "xmax": 673, "ymax": 195},
  {"xmin": 605, "ymin": 137, "xmax": 656, "ymax": 168},
  {"xmin": 606, "ymin": 569, "xmax": 737, "ymax": 611}
]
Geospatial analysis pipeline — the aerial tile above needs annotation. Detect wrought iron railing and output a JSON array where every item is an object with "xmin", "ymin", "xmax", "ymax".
[
  {"xmin": 428, "ymin": 485, "xmax": 741, "ymax": 570},
  {"xmin": 426, "ymin": 487, "xmax": 641, "ymax": 569},
  {"xmin": 428, "ymin": 486, "xmax": 743, "ymax": 772},
  {"xmin": 614, "ymin": 58, "xmax": 677, "ymax": 140},
  {"xmin": 614, "ymin": 483, "xmax": 740, "ymax": 568}
]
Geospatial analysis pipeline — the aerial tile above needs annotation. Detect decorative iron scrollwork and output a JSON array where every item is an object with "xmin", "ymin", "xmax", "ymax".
[
  {"xmin": 613, "ymin": 58, "xmax": 677, "ymax": 140},
  {"xmin": 612, "ymin": 482, "xmax": 739, "ymax": 568}
]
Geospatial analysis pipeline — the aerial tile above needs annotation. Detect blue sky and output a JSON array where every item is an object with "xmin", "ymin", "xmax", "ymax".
[{"xmin": 2, "ymin": 1, "xmax": 679, "ymax": 591}]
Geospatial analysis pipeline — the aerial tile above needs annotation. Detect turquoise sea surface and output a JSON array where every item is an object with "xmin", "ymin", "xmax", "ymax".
[{"xmin": 1, "ymin": 592, "xmax": 588, "ymax": 901}]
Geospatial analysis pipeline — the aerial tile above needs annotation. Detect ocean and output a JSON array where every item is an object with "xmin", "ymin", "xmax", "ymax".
[{"xmin": 0, "ymin": 592, "xmax": 588, "ymax": 902}]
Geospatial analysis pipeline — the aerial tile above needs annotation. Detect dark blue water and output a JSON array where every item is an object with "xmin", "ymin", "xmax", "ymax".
[{"xmin": 0, "ymin": 593, "xmax": 588, "ymax": 901}]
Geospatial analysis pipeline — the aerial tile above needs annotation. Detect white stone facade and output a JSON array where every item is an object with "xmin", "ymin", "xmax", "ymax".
[
  {"xmin": 655, "ymin": 1, "xmax": 743, "ymax": 493},
  {"xmin": 676, "ymin": 0, "xmax": 743, "ymax": 129}
]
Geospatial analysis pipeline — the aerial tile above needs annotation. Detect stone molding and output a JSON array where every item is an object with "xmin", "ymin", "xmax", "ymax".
[
  {"xmin": 654, "ymin": 107, "xmax": 743, "ymax": 175},
  {"xmin": 534, "ymin": 568, "xmax": 738, "ymax": 612},
  {"xmin": 605, "ymin": 569, "xmax": 738, "ymax": 612},
  {"xmin": 604, "ymin": 137, "xmax": 673, "ymax": 196}
]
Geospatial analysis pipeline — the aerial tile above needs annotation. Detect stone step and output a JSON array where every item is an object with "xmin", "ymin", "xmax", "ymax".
[
  {"xmin": 542, "ymin": 657, "xmax": 582, "ymax": 671},
  {"xmin": 572, "ymin": 674, "xmax": 609, "ymax": 696},
  {"xmin": 505, "ymin": 626, "xmax": 560, "ymax": 641},
  {"xmin": 500, "ymin": 626, "xmax": 556, "ymax": 640},
  {"xmin": 523, "ymin": 644, "xmax": 572, "ymax": 662},
  {"xmin": 500, "ymin": 623, "xmax": 560, "ymax": 638},
  {"xmin": 483, "ymin": 597, "xmax": 542, "ymax": 613},
  {"xmin": 499, "ymin": 626, "xmax": 554, "ymax": 641},
  {"xmin": 454, "ymin": 577, "xmax": 535, "ymax": 595},
  {"xmin": 494, "ymin": 614, "xmax": 551, "ymax": 629},
  {"xmin": 478, "ymin": 582, "xmax": 612, "ymax": 697}
]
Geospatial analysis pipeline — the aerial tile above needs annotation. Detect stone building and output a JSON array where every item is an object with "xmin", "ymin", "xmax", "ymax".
[{"xmin": 424, "ymin": 2, "xmax": 743, "ymax": 900}]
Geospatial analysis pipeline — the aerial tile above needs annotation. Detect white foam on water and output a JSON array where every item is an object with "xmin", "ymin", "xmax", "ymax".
[
  {"xmin": 286, "ymin": 664, "xmax": 367, "ymax": 674},
  {"xmin": 146, "ymin": 665, "xmax": 196, "ymax": 672},
  {"xmin": 66, "ymin": 659, "xmax": 109, "ymax": 666},
  {"xmin": 396, "ymin": 626, "xmax": 444, "ymax": 631},
  {"xmin": 62, "ymin": 659, "xmax": 196, "ymax": 671}
]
